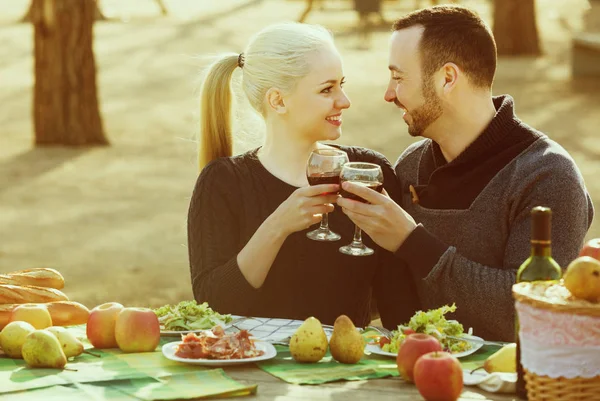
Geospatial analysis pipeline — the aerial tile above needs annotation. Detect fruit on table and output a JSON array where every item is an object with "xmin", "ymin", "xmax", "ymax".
[
  {"xmin": 87, "ymin": 302, "xmax": 124, "ymax": 349},
  {"xmin": 484, "ymin": 343, "xmax": 516, "ymax": 373},
  {"xmin": 329, "ymin": 315, "xmax": 364, "ymax": 364},
  {"xmin": 115, "ymin": 307, "xmax": 160, "ymax": 353},
  {"xmin": 564, "ymin": 256, "xmax": 600, "ymax": 302},
  {"xmin": 414, "ymin": 351, "xmax": 463, "ymax": 401},
  {"xmin": 289, "ymin": 316, "xmax": 328, "ymax": 363},
  {"xmin": 21, "ymin": 329, "xmax": 67, "ymax": 369},
  {"xmin": 0, "ymin": 301, "xmax": 90, "ymax": 330},
  {"xmin": 0, "ymin": 321, "xmax": 36, "ymax": 358},
  {"xmin": 580, "ymin": 238, "xmax": 600, "ymax": 261},
  {"xmin": 9, "ymin": 304, "xmax": 52, "ymax": 329},
  {"xmin": 46, "ymin": 326, "xmax": 84, "ymax": 358},
  {"xmin": 396, "ymin": 333, "xmax": 443, "ymax": 382}
]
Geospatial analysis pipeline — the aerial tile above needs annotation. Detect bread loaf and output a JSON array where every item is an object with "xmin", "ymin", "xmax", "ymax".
[
  {"xmin": 0, "ymin": 284, "xmax": 68, "ymax": 304},
  {"xmin": 0, "ymin": 268, "xmax": 65, "ymax": 289},
  {"xmin": 46, "ymin": 301, "xmax": 89, "ymax": 326},
  {"xmin": 0, "ymin": 301, "xmax": 89, "ymax": 329}
]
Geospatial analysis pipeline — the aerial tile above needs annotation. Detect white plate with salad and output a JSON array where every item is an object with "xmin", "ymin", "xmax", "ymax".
[
  {"xmin": 153, "ymin": 300, "xmax": 238, "ymax": 336},
  {"xmin": 365, "ymin": 334, "xmax": 484, "ymax": 359},
  {"xmin": 365, "ymin": 303, "xmax": 484, "ymax": 359}
]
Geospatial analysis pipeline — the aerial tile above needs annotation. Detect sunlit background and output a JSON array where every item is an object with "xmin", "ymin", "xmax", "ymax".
[{"xmin": 1, "ymin": 0, "xmax": 598, "ymax": 308}]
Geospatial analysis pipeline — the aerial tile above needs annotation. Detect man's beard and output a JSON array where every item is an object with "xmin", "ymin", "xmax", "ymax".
[{"xmin": 406, "ymin": 77, "xmax": 443, "ymax": 137}]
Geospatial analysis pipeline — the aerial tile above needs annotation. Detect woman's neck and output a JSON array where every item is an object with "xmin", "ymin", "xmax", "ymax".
[{"xmin": 257, "ymin": 124, "xmax": 328, "ymax": 188}]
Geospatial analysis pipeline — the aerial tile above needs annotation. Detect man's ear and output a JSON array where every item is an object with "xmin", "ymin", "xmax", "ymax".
[
  {"xmin": 265, "ymin": 88, "xmax": 286, "ymax": 114},
  {"xmin": 440, "ymin": 62, "xmax": 460, "ymax": 93}
]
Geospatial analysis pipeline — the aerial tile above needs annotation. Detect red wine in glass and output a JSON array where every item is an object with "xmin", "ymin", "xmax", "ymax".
[
  {"xmin": 305, "ymin": 149, "xmax": 348, "ymax": 242},
  {"xmin": 308, "ymin": 173, "xmax": 341, "ymax": 195},
  {"xmin": 339, "ymin": 180, "xmax": 383, "ymax": 203},
  {"xmin": 338, "ymin": 162, "xmax": 384, "ymax": 256}
]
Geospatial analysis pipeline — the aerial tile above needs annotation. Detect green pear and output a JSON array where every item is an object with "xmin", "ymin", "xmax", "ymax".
[
  {"xmin": 0, "ymin": 321, "xmax": 36, "ymax": 358},
  {"xmin": 289, "ymin": 317, "xmax": 328, "ymax": 363},
  {"xmin": 21, "ymin": 330, "xmax": 67, "ymax": 369},
  {"xmin": 329, "ymin": 315, "xmax": 364, "ymax": 364},
  {"xmin": 484, "ymin": 343, "xmax": 516, "ymax": 373},
  {"xmin": 46, "ymin": 326, "xmax": 84, "ymax": 358}
]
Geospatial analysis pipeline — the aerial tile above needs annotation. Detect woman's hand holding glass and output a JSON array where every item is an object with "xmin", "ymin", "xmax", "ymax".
[{"xmin": 270, "ymin": 184, "xmax": 340, "ymax": 237}]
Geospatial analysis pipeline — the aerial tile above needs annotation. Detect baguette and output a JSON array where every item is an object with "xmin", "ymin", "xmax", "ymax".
[
  {"xmin": 0, "ymin": 268, "xmax": 65, "ymax": 289},
  {"xmin": 0, "ymin": 301, "xmax": 89, "ymax": 329},
  {"xmin": 0, "ymin": 284, "xmax": 68, "ymax": 304}
]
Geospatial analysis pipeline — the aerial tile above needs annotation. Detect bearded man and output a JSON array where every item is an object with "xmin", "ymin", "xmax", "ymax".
[{"xmin": 338, "ymin": 6, "xmax": 594, "ymax": 341}]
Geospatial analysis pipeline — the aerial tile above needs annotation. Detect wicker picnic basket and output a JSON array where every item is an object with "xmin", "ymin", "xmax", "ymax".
[{"xmin": 513, "ymin": 281, "xmax": 600, "ymax": 401}]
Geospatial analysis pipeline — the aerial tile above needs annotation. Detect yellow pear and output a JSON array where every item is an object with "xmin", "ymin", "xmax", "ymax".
[
  {"xmin": 289, "ymin": 317, "xmax": 328, "ymax": 363},
  {"xmin": 484, "ymin": 343, "xmax": 517, "ymax": 373},
  {"xmin": 0, "ymin": 321, "xmax": 36, "ymax": 358},
  {"xmin": 46, "ymin": 326, "xmax": 84, "ymax": 358},
  {"xmin": 564, "ymin": 256, "xmax": 600, "ymax": 302},
  {"xmin": 21, "ymin": 330, "xmax": 67, "ymax": 369},
  {"xmin": 329, "ymin": 315, "xmax": 364, "ymax": 364}
]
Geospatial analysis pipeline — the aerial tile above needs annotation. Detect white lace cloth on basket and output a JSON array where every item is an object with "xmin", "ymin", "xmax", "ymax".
[
  {"xmin": 516, "ymin": 302, "xmax": 600, "ymax": 379},
  {"xmin": 520, "ymin": 340, "xmax": 600, "ymax": 379}
]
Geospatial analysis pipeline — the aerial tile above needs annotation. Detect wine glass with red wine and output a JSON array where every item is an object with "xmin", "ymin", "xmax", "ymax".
[
  {"xmin": 306, "ymin": 149, "xmax": 349, "ymax": 241},
  {"xmin": 338, "ymin": 162, "xmax": 384, "ymax": 256}
]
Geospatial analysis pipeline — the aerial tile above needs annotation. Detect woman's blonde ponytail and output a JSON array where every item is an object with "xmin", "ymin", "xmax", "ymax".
[{"xmin": 198, "ymin": 53, "xmax": 239, "ymax": 171}]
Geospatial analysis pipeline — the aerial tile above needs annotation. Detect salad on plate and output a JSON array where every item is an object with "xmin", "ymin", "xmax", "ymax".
[
  {"xmin": 379, "ymin": 303, "xmax": 473, "ymax": 354},
  {"xmin": 154, "ymin": 300, "xmax": 233, "ymax": 332}
]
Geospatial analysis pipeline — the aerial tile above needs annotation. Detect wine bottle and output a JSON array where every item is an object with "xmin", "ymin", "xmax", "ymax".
[{"xmin": 515, "ymin": 206, "xmax": 562, "ymax": 399}]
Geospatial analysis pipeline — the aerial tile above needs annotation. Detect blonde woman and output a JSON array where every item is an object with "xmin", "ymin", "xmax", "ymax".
[{"xmin": 188, "ymin": 23, "xmax": 418, "ymax": 327}]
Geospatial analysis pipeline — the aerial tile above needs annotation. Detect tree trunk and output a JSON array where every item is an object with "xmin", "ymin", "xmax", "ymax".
[
  {"xmin": 32, "ymin": 0, "xmax": 108, "ymax": 146},
  {"xmin": 21, "ymin": 0, "xmax": 106, "ymax": 23},
  {"xmin": 493, "ymin": 0, "xmax": 541, "ymax": 56}
]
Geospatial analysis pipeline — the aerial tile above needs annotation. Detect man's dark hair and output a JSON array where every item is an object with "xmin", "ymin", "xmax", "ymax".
[{"xmin": 392, "ymin": 6, "xmax": 497, "ymax": 88}]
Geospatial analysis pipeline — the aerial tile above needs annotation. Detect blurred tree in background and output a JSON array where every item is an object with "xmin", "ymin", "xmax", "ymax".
[
  {"xmin": 21, "ymin": 0, "xmax": 106, "ymax": 22},
  {"xmin": 31, "ymin": 0, "xmax": 108, "ymax": 146},
  {"xmin": 493, "ymin": 0, "xmax": 541, "ymax": 55}
]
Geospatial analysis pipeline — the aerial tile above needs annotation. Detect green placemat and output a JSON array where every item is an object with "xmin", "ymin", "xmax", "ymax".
[
  {"xmin": 0, "ymin": 342, "xmax": 208, "ymax": 394},
  {"xmin": 258, "ymin": 344, "xmax": 501, "ymax": 385},
  {"xmin": 258, "ymin": 345, "xmax": 398, "ymax": 384},
  {"xmin": 0, "ymin": 325, "xmax": 256, "ymax": 397},
  {"xmin": 0, "ymin": 369, "xmax": 257, "ymax": 401}
]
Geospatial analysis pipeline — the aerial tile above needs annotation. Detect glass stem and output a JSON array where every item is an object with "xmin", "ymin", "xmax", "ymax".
[
  {"xmin": 351, "ymin": 225, "xmax": 363, "ymax": 246},
  {"xmin": 320, "ymin": 212, "xmax": 329, "ymax": 230}
]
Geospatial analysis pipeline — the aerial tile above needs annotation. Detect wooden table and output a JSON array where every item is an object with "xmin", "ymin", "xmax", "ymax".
[{"xmin": 224, "ymin": 366, "xmax": 518, "ymax": 401}]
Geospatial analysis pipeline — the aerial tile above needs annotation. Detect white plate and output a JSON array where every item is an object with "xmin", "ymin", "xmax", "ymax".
[
  {"xmin": 365, "ymin": 335, "xmax": 485, "ymax": 359},
  {"xmin": 161, "ymin": 340, "xmax": 277, "ymax": 366}
]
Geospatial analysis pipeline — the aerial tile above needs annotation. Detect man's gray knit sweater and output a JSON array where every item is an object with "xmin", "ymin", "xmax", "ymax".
[{"xmin": 392, "ymin": 96, "xmax": 594, "ymax": 342}]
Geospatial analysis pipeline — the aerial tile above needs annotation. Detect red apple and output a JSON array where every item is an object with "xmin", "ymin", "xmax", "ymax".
[
  {"xmin": 414, "ymin": 351, "xmax": 463, "ymax": 401},
  {"xmin": 396, "ymin": 333, "xmax": 442, "ymax": 382},
  {"xmin": 86, "ymin": 302, "xmax": 124, "ymax": 349},
  {"xmin": 115, "ymin": 307, "xmax": 160, "ymax": 353},
  {"xmin": 580, "ymin": 238, "xmax": 600, "ymax": 262},
  {"xmin": 9, "ymin": 304, "xmax": 52, "ymax": 329}
]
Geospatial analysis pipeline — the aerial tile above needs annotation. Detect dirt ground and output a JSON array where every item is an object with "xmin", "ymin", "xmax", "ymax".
[{"xmin": 0, "ymin": 0, "xmax": 598, "ymax": 309}]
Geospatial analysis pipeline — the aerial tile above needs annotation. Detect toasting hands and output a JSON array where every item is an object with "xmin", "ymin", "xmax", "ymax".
[
  {"xmin": 336, "ymin": 181, "xmax": 417, "ymax": 252},
  {"xmin": 271, "ymin": 184, "xmax": 340, "ymax": 236}
]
